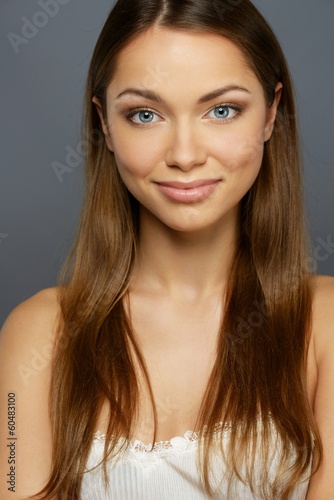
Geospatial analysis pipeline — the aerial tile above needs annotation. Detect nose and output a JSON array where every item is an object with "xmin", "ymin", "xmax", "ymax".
[{"xmin": 165, "ymin": 123, "xmax": 207, "ymax": 171}]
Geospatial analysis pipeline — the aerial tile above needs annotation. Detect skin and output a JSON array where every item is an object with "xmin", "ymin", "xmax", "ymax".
[
  {"xmin": 0, "ymin": 26, "xmax": 333, "ymax": 499},
  {"xmin": 97, "ymin": 28, "xmax": 279, "ymax": 231},
  {"xmin": 93, "ymin": 26, "xmax": 282, "ymax": 441},
  {"xmin": 94, "ymin": 26, "xmax": 281, "ymax": 296}
]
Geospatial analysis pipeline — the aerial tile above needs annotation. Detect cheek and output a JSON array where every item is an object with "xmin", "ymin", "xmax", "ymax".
[
  {"xmin": 110, "ymin": 125, "xmax": 161, "ymax": 179},
  {"xmin": 113, "ymin": 152, "xmax": 145, "ymax": 193},
  {"xmin": 217, "ymin": 125, "xmax": 266, "ymax": 174}
]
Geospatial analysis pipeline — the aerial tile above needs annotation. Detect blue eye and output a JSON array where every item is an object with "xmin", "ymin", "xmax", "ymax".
[
  {"xmin": 128, "ymin": 109, "xmax": 158, "ymax": 124},
  {"xmin": 215, "ymin": 106, "xmax": 230, "ymax": 119},
  {"xmin": 138, "ymin": 110, "xmax": 155, "ymax": 123},
  {"xmin": 209, "ymin": 105, "xmax": 238, "ymax": 120}
]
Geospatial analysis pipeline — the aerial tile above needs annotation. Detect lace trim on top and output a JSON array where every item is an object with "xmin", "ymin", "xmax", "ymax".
[{"xmin": 92, "ymin": 422, "xmax": 231, "ymax": 455}]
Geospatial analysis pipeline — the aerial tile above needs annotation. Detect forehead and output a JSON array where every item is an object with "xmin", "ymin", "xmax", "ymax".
[{"xmin": 108, "ymin": 26, "xmax": 259, "ymax": 96}]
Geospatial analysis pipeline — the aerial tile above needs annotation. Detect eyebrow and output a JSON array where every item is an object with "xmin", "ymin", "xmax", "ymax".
[{"xmin": 115, "ymin": 85, "xmax": 251, "ymax": 104}]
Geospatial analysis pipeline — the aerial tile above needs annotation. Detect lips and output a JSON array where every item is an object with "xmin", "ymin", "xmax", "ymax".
[{"xmin": 154, "ymin": 179, "xmax": 222, "ymax": 203}]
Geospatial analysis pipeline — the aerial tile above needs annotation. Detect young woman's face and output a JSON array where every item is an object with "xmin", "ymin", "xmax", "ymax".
[{"xmin": 96, "ymin": 26, "xmax": 281, "ymax": 233}]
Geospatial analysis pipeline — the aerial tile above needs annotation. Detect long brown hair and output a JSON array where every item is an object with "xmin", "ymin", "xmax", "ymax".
[{"xmin": 36, "ymin": 0, "xmax": 321, "ymax": 498}]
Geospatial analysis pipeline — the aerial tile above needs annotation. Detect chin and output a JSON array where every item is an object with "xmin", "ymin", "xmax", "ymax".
[{"xmin": 159, "ymin": 217, "xmax": 225, "ymax": 235}]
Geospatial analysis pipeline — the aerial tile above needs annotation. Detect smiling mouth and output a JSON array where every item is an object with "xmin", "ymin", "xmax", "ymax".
[{"xmin": 154, "ymin": 179, "xmax": 222, "ymax": 203}]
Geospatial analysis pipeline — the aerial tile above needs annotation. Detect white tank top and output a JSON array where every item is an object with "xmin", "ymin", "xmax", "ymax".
[{"xmin": 80, "ymin": 422, "xmax": 311, "ymax": 499}]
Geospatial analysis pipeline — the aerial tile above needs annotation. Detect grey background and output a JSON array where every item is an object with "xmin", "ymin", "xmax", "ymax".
[{"xmin": 1, "ymin": 0, "xmax": 333, "ymax": 327}]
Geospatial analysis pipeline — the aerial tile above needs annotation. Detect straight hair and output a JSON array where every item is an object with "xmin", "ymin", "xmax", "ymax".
[{"xmin": 36, "ymin": 0, "xmax": 322, "ymax": 497}]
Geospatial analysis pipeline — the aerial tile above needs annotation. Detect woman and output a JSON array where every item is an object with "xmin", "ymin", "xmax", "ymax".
[{"xmin": 0, "ymin": 0, "xmax": 333, "ymax": 498}]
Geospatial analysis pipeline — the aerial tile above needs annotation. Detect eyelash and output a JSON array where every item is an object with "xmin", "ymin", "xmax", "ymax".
[{"xmin": 123, "ymin": 103, "xmax": 244, "ymax": 127}]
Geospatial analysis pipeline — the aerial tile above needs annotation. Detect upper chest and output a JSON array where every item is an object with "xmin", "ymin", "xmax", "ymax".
[
  {"xmin": 96, "ymin": 292, "xmax": 319, "ymax": 441},
  {"xmin": 128, "ymin": 291, "xmax": 221, "ymax": 393},
  {"xmin": 128, "ymin": 289, "xmax": 318, "ymax": 397}
]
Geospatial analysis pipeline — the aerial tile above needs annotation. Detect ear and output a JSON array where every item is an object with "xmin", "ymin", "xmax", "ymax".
[
  {"xmin": 264, "ymin": 82, "xmax": 283, "ymax": 142},
  {"xmin": 92, "ymin": 96, "xmax": 114, "ymax": 152}
]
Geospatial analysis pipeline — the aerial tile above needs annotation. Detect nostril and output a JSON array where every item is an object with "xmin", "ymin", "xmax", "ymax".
[{"xmin": 165, "ymin": 148, "xmax": 207, "ymax": 171}]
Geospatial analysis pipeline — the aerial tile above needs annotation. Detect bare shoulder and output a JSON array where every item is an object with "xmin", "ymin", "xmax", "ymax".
[
  {"xmin": 312, "ymin": 274, "xmax": 334, "ymax": 305},
  {"xmin": 0, "ymin": 286, "xmax": 62, "ymax": 378},
  {"xmin": 307, "ymin": 275, "xmax": 334, "ymax": 498},
  {"xmin": 311, "ymin": 274, "xmax": 334, "ymax": 360},
  {"xmin": 0, "ymin": 287, "xmax": 61, "ymax": 380},
  {"xmin": 1, "ymin": 286, "xmax": 61, "ymax": 337},
  {"xmin": 0, "ymin": 287, "xmax": 61, "ymax": 498}
]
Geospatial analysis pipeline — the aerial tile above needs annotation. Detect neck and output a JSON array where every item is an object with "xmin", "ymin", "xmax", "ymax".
[{"xmin": 131, "ymin": 206, "xmax": 239, "ymax": 300}]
